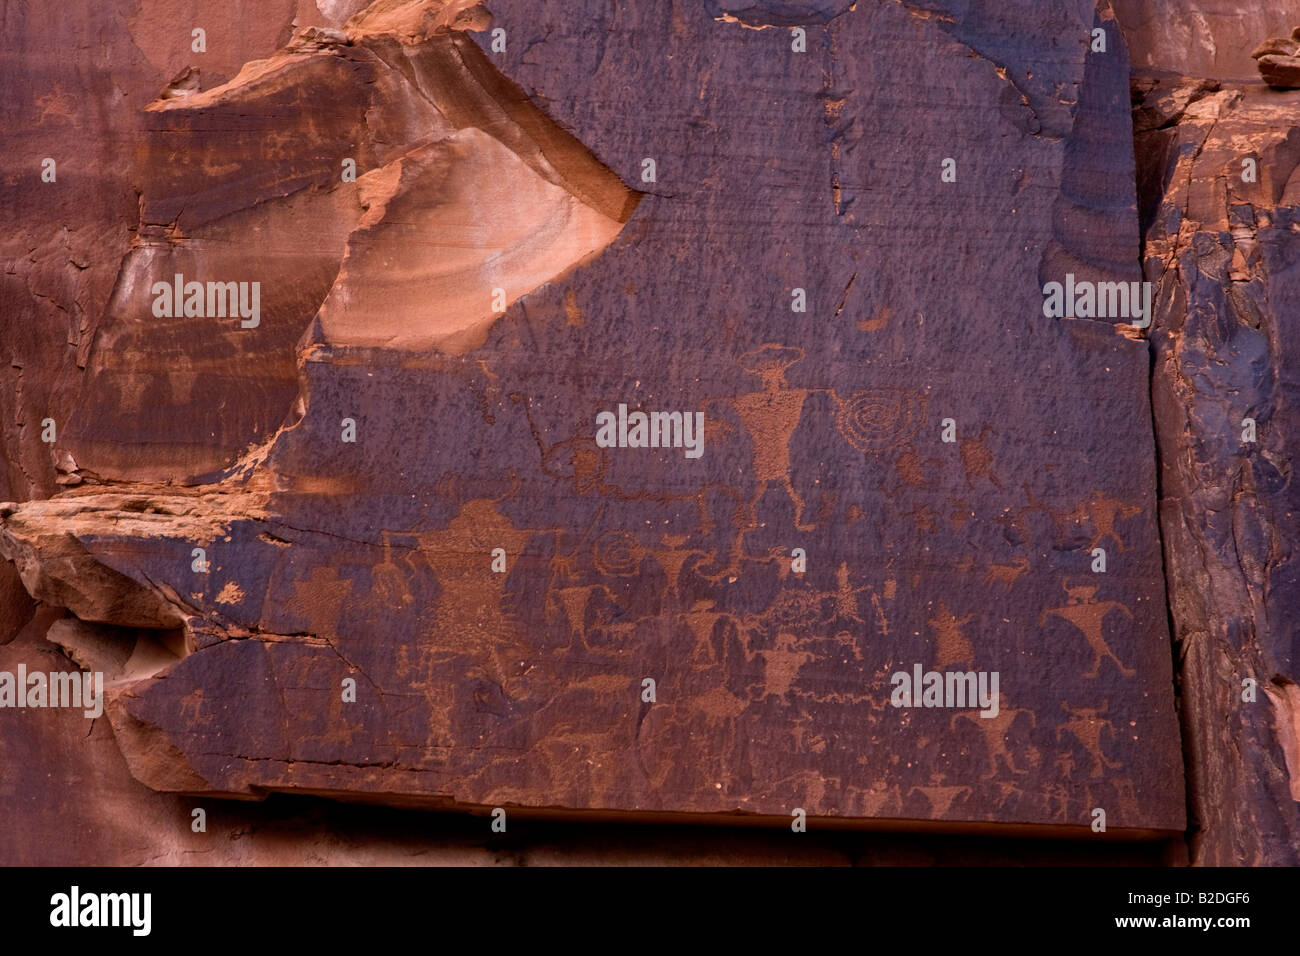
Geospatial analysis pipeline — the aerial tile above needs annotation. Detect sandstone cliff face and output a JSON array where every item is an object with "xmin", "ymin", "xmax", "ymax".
[
  {"xmin": 0, "ymin": 0, "xmax": 1293, "ymax": 864},
  {"xmin": 1114, "ymin": 1, "xmax": 1300, "ymax": 81},
  {"xmin": 1132, "ymin": 72, "xmax": 1300, "ymax": 864}
]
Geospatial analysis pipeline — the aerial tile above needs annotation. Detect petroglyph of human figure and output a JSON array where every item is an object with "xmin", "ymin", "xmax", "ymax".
[
  {"xmin": 1066, "ymin": 491, "xmax": 1142, "ymax": 552},
  {"xmin": 951, "ymin": 707, "xmax": 1036, "ymax": 779},
  {"xmin": 908, "ymin": 783, "xmax": 971, "ymax": 819},
  {"xmin": 413, "ymin": 477, "xmax": 531, "ymax": 684},
  {"xmin": 1055, "ymin": 701, "xmax": 1122, "ymax": 778},
  {"xmin": 1039, "ymin": 584, "xmax": 1136, "ymax": 678},
  {"xmin": 703, "ymin": 346, "xmax": 818, "ymax": 572},
  {"xmin": 928, "ymin": 600, "xmax": 974, "ymax": 668}
]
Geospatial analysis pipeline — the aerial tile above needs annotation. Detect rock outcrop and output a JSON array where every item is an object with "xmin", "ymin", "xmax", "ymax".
[
  {"xmin": 1252, "ymin": 28, "xmax": 1300, "ymax": 88},
  {"xmin": 0, "ymin": 0, "xmax": 1295, "ymax": 864},
  {"xmin": 1113, "ymin": 1, "xmax": 1300, "ymax": 81},
  {"xmin": 1133, "ymin": 70, "xmax": 1300, "ymax": 865}
]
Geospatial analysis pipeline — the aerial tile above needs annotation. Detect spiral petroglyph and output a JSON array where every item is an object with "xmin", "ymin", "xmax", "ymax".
[
  {"xmin": 593, "ymin": 529, "xmax": 644, "ymax": 577},
  {"xmin": 833, "ymin": 388, "xmax": 927, "ymax": 453}
]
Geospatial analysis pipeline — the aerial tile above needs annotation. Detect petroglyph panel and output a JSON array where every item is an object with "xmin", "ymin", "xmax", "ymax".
[{"xmin": 0, "ymin": 0, "xmax": 1186, "ymax": 836}]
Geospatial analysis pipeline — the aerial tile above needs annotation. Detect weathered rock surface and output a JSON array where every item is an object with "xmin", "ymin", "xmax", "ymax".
[
  {"xmin": 1113, "ymin": 1, "xmax": 1300, "ymax": 80},
  {"xmin": 0, "ymin": 612, "xmax": 1178, "ymax": 865},
  {"xmin": 0, "ymin": 0, "xmax": 1187, "ymax": 846},
  {"xmin": 1252, "ymin": 33, "xmax": 1300, "ymax": 61},
  {"xmin": 1133, "ymin": 71, "xmax": 1300, "ymax": 865},
  {"xmin": 1257, "ymin": 54, "xmax": 1300, "ymax": 89},
  {"xmin": 5, "ymin": 0, "xmax": 1296, "ymax": 865},
  {"xmin": 1251, "ymin": 27, "xmax": 1300, "ymax": 87}
]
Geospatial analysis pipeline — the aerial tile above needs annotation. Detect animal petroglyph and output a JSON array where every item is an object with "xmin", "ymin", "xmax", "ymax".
[{"xmin": 985, "ymin": 556, "xmax": 1030, "ymax": 591}]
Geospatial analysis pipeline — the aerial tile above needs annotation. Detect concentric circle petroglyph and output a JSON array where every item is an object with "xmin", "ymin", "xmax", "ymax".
[
  {"xmin": 833, "ymin": 388, "xmax": 927, "ymax": 453},
  {"xmin": 593, "ymin": 529, "xmax": 643, "ymax": 577}
]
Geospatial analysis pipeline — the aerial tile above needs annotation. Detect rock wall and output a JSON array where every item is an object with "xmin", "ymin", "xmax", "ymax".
[
  {"xmin": 0, "ymin": 0, "xmax": 1295, "ymax": 864},
  {"xmin": 1113, "ymin": 0, "xmax": 1300, "ymax": 81},
  {"xmin": 1132, "ymin": 71, "xmax": 1300, "ymax": 865}
]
